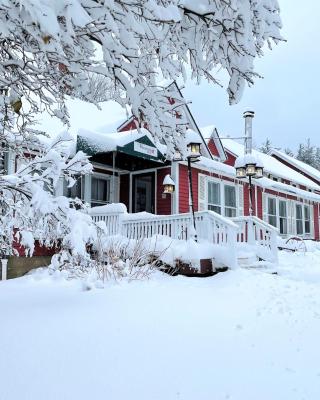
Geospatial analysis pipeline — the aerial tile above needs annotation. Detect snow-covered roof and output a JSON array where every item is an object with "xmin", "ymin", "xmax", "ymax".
[
  {"xmin": 221, "ymin": 138, "xmax": 320, "ymax": 190},
  {"xmin": 270, "ymin": 148, "xmax": 320, "ymax": 184},
  {"xmin": 195, "ymin": 156, "xmax": 320, "ymax": 202},
  {"xmin": 77, "ymin": 128, "xmax": 166, "ymax": 156}
]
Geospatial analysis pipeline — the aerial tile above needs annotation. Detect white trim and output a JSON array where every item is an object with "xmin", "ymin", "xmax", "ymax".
[
  {"xmin": 206, "ymin": 176, "xmax": 238, "ymax": 218},
  {"xmin": 92, "ymin": 161, "xmax": 128, "ymax": 174},
  {"xmin": 264, "ymin": 193, "xmax": 315, "ymax": 238},
  {"xmin": 130, "ymin": 166, "xmax": 169, "ymax": 175},
  {"xmin": 171, "ymin": 162, "xmax": 179, "ymax": 214}
]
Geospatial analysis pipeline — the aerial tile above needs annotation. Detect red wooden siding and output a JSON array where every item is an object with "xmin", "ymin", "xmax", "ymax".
[
  {"xmin": 314, "ymin": 204, "xmax": 319, "ymax": 241},
  {"xmin": 118, "ymin": 118, "xmax": 138, "ymax": 132},
  {"xmin": 207, "ymin": 139, "xmax": 221, "ymax": 159},
  {"xmin": 179, "ymin": 164, "xmax": 190, "ymax": 213},
  {"xmin": 156, "ymin": 168, "xmax": 172, "ymax": 215},
  {"xmin": 243, "ymin": 184, "xmax": 250, "ymax": 216},
  {"xmin": 256, "ymin": 186, "xmax": 263, "ymax": 219},
  {"xmin": 224, "ymin": 150, "xmax": 237, "ymax": 166}
]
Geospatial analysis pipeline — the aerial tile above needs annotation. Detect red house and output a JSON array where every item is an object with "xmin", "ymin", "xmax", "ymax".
[{"xmin": 3, "ymin": 84, "xmax": 320, "ymax": 278}]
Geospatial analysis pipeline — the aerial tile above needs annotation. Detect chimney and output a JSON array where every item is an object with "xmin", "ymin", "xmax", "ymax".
[{"xmin": 243, "ymin": 110, "xmax": 254, "ymax": 155}]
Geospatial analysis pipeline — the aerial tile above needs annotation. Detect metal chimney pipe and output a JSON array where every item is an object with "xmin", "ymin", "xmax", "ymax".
[{"xmin": 243, "ymin": 110, "xmax": 255, "ymax": 154}]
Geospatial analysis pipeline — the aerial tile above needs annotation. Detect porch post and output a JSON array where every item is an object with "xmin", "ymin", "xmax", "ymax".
[
  {"xmin": 171, "ymin": 161, "xmax": 179, "ymax": 214},
  {"xmin": 83, "ymin": 174, "xmax": 91, "ymax": 204}
]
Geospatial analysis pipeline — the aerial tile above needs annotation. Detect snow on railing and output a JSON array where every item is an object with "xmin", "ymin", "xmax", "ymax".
[
  {"xmin": 89, "ymin": 204, "xmax": 239, "ymax": 268},
  {"xmin": 90, "ymin": 203, "xmax": 126, "ymax": 236},
  {"xmin": 232, "ymin": 216, "xmax": 278, "ymax": 263},
  {"xmin": 89, "ymin": 204, "xmax": 278, "ymax": 267}
]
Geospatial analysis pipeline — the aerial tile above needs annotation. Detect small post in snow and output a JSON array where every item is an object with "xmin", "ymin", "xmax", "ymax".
[{"xmin": 1, "ymin": 258, "xmax": 8, "ymax": 280}]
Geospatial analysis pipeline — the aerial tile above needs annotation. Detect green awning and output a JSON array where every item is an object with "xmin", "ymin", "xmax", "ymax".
[{"xmin": 77, "ymin": 134, "xmax": 164, "ymax": 163}]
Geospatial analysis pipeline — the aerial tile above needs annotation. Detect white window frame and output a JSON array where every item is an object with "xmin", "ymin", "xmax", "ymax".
[
  {"xmin": 304, "ymin": 203, "xmax": 311, "ymax": 236},
  {"xmin": 266, "ymin": 195, "xmax": 313, "ymax": 237},
  {"xmin": 206, "ymin": 177, "xmax": 238, "ymax": 218},
  {"xmin": 266, "ymin": 196, "xmax": 278, "ymax": 228},
  {"xmin": 278, "ymin": 199, "xmax": 288, "ymax": 235},
  {"xmin": 91, "ymin": 173, "xmax": 112, "ymax": 206},
  {"xmin": 265, "ymin": 195, "xmax": 289, "ymax": 236}
]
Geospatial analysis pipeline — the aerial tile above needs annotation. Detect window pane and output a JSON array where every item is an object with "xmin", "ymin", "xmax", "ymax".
[
  {"xmin": 305, "ymin": 221, "xmax": 311, "ymax": 234},
  {"xmin": 304, "ymin": 205, "xmax": 310, "ymax": 220},
  {"xmin": 91, "ymin": 177, "xmax": 110, "ymax": 203},
  {"xmin": 268, "ymin": 198, "xmax": 276, "ymax": 215},
  {"xmin": 208, "ymin": 205, "xmax": 221, "ymax": 214},
  {"xmin": 296, "ymin": 204, "xmax": 302, "ymax": 219},
  {"xmin": 280, "ymin": 218, "xmax": 287, "ymax": 234},
  {"xmin": 224, "ymin": 185, "xmax": 236, "ymax": 208},
  {"xmin": 208, "ymin": 182, "xmax": 220, "ymax": 205},
  {"xmin": 297, "ymin": 220, "xmax": 303, "ymax": 235},
  {"xmin": 279, "ymin": 201, "xmax": 287, "ymax": 217},
  {"xmin": 225, "ymin": 207, "xmax": 236, "ymax": 218},
  {"xmin": 268, "ymin": 215, "xmax": 277, "ymax": 227}
]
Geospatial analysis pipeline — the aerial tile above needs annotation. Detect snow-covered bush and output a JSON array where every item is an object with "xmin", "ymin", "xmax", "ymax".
[{"xmin": 50, "ymin": 233, "xmax": 166, "ymax": 285}]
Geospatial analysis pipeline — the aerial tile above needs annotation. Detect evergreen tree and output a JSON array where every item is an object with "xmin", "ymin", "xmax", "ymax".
[
  {"xmin": 260, "ymin": 138, "xmax": 272, "ymax": 154},
  {"xmin": 297, "ymin": 139, "xmax": 317, "ymax": 168},
  {"xmin": 284, "ymin": 148, "xmax": 294, "ymax": 157},
  {"xmin": 315, "ymin": 148, "xmax": 320, "ymax": 170}
]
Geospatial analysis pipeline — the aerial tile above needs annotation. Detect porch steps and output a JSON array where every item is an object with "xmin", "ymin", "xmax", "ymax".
[{"xmin": 237, "ymin": 252, "xmax": 277, "ymax": 273}]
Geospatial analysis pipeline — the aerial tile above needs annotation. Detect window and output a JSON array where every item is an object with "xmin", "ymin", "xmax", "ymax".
[
  {"xmin": 279, "ymin": 200, "xmax": 288, "ymax": 235},
  {"xmin": 267, "ymin": 197, "xmax": 277, "ymax": 227},
  {"xmin": 304, "ymin": 205, "xmax": 311, "ymax": 234},
  {"xmin": 296, "ymin": 204, "xmax": 303, "ymax": 235},
  {"xmin": 224, "ymin": 185, "xmax": 236, "ymax": 217},
  {"xmin": 208, "ymin": 181, "xmax": 221, "ymax": 214},
  {"xmin": 91, "ymin": 176, "xmax": 110, "ymax": 207},
  {"xmin": 207, "ymin": 180, "xmax": 237, "ymax": 217}
]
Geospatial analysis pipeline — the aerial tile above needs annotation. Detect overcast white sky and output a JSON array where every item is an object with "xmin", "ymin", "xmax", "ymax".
[{"xmin": 41, "ymin": 0, "xmax": 320, "ymax": 152}]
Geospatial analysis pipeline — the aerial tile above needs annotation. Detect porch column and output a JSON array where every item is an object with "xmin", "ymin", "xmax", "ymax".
[
  {"xmin": 83, "ymin": 174, "xmax": 91, "ymax": 204},
  {"xmin": 171, "ymin": 162, "xmax": 179, "ymax": 214}
]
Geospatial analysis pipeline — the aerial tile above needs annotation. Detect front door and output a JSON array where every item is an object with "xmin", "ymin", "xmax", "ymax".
[{"xmin": 132, "ymin": 172, "xmax": 155, "ymax": 213}]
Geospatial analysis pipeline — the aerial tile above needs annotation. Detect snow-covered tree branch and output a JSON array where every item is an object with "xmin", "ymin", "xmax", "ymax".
[{"xmin": 0, "ymin": 0, "xmax": 283, "ymax": 154}]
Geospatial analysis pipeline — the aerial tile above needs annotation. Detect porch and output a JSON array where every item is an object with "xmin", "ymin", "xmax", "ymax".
[{"xmin": 90, "ymin": 204, "xmax": 279, "ymax": 274}]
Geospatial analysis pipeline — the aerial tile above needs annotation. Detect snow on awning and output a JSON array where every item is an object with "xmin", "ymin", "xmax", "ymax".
[{"xmin": 76, "ymin": 128, "xmax": 166, "ymax": 163}]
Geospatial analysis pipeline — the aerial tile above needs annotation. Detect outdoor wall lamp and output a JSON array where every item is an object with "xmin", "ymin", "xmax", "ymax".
[{"xmin": 163, "ymin": 174, "xmax": 175, "ymax": 194}]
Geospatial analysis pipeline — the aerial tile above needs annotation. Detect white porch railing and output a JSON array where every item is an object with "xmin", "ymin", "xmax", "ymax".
[
  {"xmin": 231, "ymin": 216, "xmax": 279, "ymax": 264},
  {"xmin": 89, "ymin": 204, "xmax": 279, "ymax": 267}
]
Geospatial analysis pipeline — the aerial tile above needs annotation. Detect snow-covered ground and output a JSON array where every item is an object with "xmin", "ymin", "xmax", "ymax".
[{"xmin": 1, "ymin": 250, "xmax": 320, "ymax": 400}]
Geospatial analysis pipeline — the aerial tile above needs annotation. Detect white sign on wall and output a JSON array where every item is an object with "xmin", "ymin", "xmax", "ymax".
[{"xmin": 134, "ymin": 141, "xmax": 157, "ymax": 157}]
